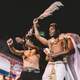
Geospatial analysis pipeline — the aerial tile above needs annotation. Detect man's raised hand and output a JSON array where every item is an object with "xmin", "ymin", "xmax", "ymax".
[
  {"xmin": 33, "ymin": 18, "xmax": 38, "ymax": 24},
  {"xmin": 7, "ymin": 38, "xmax": 13, "ymax": 46}
]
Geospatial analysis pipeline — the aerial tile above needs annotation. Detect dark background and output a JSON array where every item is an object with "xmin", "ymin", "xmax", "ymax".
[{"xmin": 0, "ymin": 0, "xmax": 79, "ymax": 40}]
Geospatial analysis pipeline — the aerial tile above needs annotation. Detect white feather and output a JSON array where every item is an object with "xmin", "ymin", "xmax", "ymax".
[{"xmin": 38, "ymin": 1, "xmax": 64, "ymax": 19}]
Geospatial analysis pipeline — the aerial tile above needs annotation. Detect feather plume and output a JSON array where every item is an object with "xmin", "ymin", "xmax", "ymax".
[{"xmin": 38, "ymin": 1, "xmax": 64, "ymax": 20}]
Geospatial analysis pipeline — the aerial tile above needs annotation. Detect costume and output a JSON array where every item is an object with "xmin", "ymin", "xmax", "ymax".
[
  {"xmin": 65, "ymin": 33, "xmax": 80, "ymax": 80},
  {"xmin": 42, "ymin": 61, "xmax": 69, "ymax": 80}
]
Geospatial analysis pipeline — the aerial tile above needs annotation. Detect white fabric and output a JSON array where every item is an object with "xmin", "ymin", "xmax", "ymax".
[
  {"xmin": 42, "ymin": 61, "xmax": 69, "ymax": 80},
  {"xmin": 65, "ymin": 64, "xmax": 74, "ymax": 80},
  {"xmin": 67, "ymin": 35, "xmax": 80, "ymax": 80}
]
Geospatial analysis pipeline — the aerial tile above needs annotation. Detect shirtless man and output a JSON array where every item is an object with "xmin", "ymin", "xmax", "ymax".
[
  {"xmin": 7, "ymin": 32, "xmax": 41, "ymax": 80},
  {"xmin": 33, "ymin": 18, "xmax": 75, "ymax": 80}
]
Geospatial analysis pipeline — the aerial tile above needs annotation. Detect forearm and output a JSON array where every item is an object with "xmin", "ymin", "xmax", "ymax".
[
  {"xmin": 52, "ymin": 50, "xmax": 69, "ymax": 58},
  {"xmin": 8, "ymin": 45, "xmax": 23, "ymax": 56},
  {"xmin": 33, "ymin": 23, "xmax": 40, "ymax": 37},
  {"xmin": 8, "ymin": 46, "xmax": 15, "ymax": 53}
]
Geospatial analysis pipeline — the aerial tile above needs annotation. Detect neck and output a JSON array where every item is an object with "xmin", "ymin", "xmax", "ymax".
[{"xmin": 28, "ymin": 47, "xmax": 32, "ymax": 50}]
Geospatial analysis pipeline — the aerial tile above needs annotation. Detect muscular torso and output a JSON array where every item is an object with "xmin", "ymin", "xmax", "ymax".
[
  {"xmin": 22, "ymin": 49, "xmax": 40, "ymax": 69},
  {"xmin": 48, "ymin": 38, "xmax": 65, "ymax": 54},
  {"xmin": 46, "ymin": 34, "xmax": 74, "ymax": 62},
  {"xmin": 46, "ymin": 36, "xmax": 67, "ymax": 62}
]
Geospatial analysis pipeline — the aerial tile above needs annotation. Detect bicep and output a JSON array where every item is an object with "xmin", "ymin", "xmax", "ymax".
[{"xmin": 37, "ymin": 36, "xmax": 48, "ymax": 45}]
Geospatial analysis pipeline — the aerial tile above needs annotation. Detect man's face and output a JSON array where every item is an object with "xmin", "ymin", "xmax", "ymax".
[
  {"xmin": 15, "ymin": 37, "xmax": 24, "ymax": 44},
  {"xmin": 49, "ymin": 24, "xmax": 56, "ymax": 37}
]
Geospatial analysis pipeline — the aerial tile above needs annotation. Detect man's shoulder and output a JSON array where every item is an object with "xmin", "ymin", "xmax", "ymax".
[
  {"xmin": 59, "ymin": 33, "xmax": 66, "ymax": 39},
  {"xmin": 59, "ymin": 33, "xmax": 75, "ymax": 38}
]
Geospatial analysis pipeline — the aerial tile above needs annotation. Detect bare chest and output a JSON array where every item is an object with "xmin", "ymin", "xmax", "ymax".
[
  {"xmin": 24, "ymin": 49, "xmax": 36, "ymax": 58},
  {"xmin": 48, "ymin": 38, "xmax": 65, "ymax": 53}
]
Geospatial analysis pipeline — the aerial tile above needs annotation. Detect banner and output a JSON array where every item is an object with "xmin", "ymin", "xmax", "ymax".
[
  {"xmin": 0, "ymin": 52, "xmax": 22, "ymax": 78},
  {"xmin": 0, "ymin": 54, "xmax": 10, "ymax": 72}
]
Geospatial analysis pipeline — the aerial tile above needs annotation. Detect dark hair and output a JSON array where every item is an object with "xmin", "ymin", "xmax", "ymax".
[
  {"xmin": 49, "ymin": 23, "xmax": 58, "ymax": 30},
  {"xmin": 50, "ymin": 23, "xmax": 57, "ymax": 26},
  {"xmin": 49, "ymin": 22, "xmax": 60, "ymax": 38}
]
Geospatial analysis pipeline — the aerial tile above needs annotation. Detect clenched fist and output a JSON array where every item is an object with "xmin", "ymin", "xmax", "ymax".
[
  {"xmin": 43, "ymin": 48, "xmax": 50, "ymax": 55},
  {"xmin": 33, "ymin": 18, "xmax": 38, "ymax": 24},
  {"xmin": 7, "ymin": 38, "xmax": 13, "ymax": 46}
]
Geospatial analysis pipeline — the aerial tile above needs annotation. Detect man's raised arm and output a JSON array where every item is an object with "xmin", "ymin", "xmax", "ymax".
[
  {"xmin": 7, "ymin": 38, "xmax": 24, "ymax": 56},
  {"xmin": 33, "ymin": 18, "xmax": 48, "ymax": 45}
]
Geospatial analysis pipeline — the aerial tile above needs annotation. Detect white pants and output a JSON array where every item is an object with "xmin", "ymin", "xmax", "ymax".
[{"xmin": 42, "ymin": 61, "xmax": 70, "ymax": 80}]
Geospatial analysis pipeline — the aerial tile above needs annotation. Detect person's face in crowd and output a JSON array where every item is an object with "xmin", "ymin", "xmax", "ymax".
[
  {"xmin": 49, "ymin": 23, "xmax": 57, "ymax": 37},
  {"xmin": 15, "ymin": 37, "xmax": 24, "ymax": 44}
]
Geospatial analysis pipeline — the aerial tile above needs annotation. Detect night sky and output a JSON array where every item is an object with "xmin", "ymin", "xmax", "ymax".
[{"xmin": 0, "ymin": 0, "xmax": 79, "ymax": 40}]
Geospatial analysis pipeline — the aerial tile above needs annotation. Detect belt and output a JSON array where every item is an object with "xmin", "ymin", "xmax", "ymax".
[
  {"xmin": 48, "ymin": 61, "xmax": 67, "ymax": 65},
  {"xmin": 23, "ymin": 67, "xmax": 40, "ymax": 73}
]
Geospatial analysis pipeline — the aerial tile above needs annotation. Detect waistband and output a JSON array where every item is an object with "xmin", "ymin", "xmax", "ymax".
[
  {"xmin": 23, "ymin": 67, "xmax": 40, "ymax": 73},
  {"xmin": 48, "ymin": 61, "xmax": 67, "ymax": 65}
]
